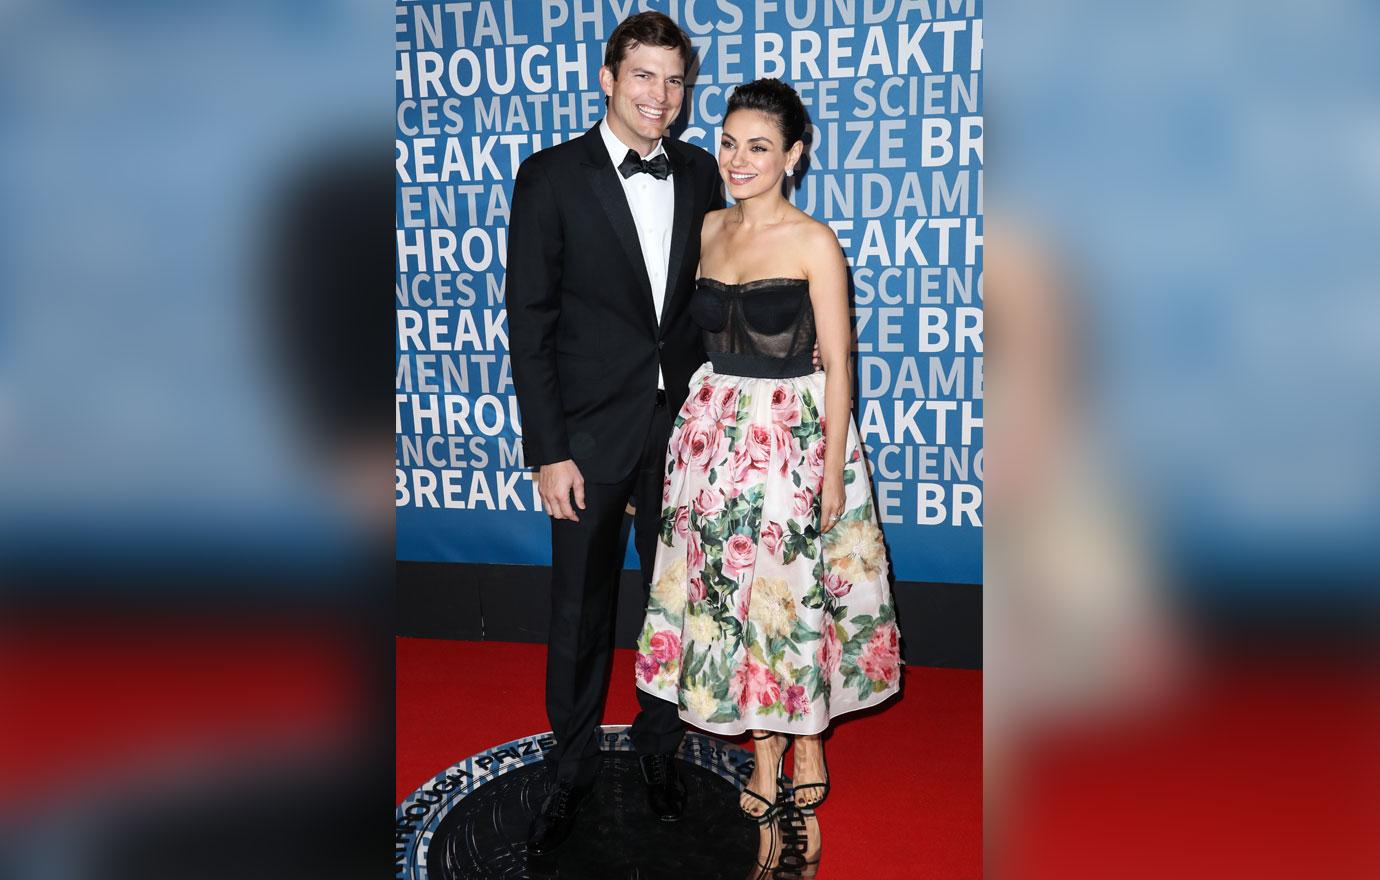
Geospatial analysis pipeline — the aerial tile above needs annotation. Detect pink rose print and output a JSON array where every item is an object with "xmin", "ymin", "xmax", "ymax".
[
  {"xmin": 784, "ymin": 684, "xmax": 810, "ymax": 717},
  {"xmin": 770, "ymin": 422, "xmax": 800, "ymax": 474},
  {"xmin": 816, "ymin": 621, "xmax": 841, "ymax": 681},
  {"xmin": 673, "ymin": 505, "xmax": 691, "ymax": 540},
  {"xmin": 713, "ymin": 386, "xmax": 739, "ymax": 423},
  {"xmin": 662, "ymin": 476, "xmax": 671, "ymax": 503},
  {"xmin": 858, "ymin": 623, "xmax": 901, "ymax": 685},
  {"xmin": 687, "ymin": 531, "xmax": 706, "ymax": 573},
  {"xmin": 731, "ymin": 655, "xmax": 782, "ymax": 709},
  {"xmin": 822, "ymin": 571, "xmax": 853, "ymax": 598},
  {"xmin": 687, "ymin": 382, "xmax": 715, "ymax": 418},
  {"xmin": 649, "ymin": 630, "xmax": 682, "ymax": 665},
  {"xmin": 804, "ymin": 439, "xmax": 827, "ymax": 487},
  {"xmin": 729, "ymin": 443, "xmax": 752, "ymax": 485},
  {"xmin": 722, "ymin": 534, "xmax": 757, "ymax": 581},
  {"xmin": 770, "ymin": 385, "xmax": 801, "ymax": 426},
  {"xmin": 680, "ymin": 417, "xmax": 727, "ymax": 472},
  {"xmin": 761, "ymin": 522, "xmax": 785, "ymax": 558},
  {"xmin": 636, "ymin": 652, "xmax": 660, "ymax": 684},
  {"xmin": 792, "ymin": 487, "xmax": 817, "ymax": 518},
  {"xmin": 735, "ymin": 592, "xmax": 750, "ymax": 623},
  {"xmin": 693, "ymin": 487, "xmax": 725, "ymax": 519},
  {"xmin": 735, "ymin": 424, "xmax": 774, "ymax": 482},
  {"xmin": 688, "ymin": 575, "xmax": 707, "ymax": 604}
]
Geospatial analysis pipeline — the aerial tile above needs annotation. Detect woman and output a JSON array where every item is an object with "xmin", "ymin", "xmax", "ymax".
[{"xmin": 635, "ymin": 78, "xmax": 901, "ymax": 822}]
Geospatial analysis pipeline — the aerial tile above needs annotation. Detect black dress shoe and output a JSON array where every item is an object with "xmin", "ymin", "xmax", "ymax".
[
  {"xmin": 639, "ymin": 753, "xmax": 687, "ymax": 822},
  {"xmin": 527, "ymin": 780, "xmax": 591, "ymax": 854}
]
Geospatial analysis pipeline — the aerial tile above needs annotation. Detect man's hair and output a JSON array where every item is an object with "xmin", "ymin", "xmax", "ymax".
[{"xmin": 603, "ymin": 11, "xmax": 693, "ymax": 78}]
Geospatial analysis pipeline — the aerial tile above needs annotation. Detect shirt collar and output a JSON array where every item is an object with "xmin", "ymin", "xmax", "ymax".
[{"xmin": 600, "ymin": 118, "xmax": 666, "ymax": 167}]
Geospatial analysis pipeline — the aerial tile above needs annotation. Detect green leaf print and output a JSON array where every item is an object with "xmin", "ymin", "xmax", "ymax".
[
  {"xmin": 688, "ymin": 647, "xmax": 708, "ymax": 678},
  {"xmin": 843, "ymin": 468, "xmax": 856, "ymax": 485},
  {"xmin": 750, "ymin": 640, "xmax": 772, "ymax": 667},
  {"xmin": 712, "ymin": 674, "xmax": 730, "ymax": 701},
  {"xmin": 792, "ymin": 619, "xmax": 821, "ymax": 643},
  {"xmin": 708, "ymin": 708, "xmax": 740, "ymax": 724},
  {"xmin": 843, "ymin": 667, "xmax": 866, "ymax": 692},
  {"xmin": 659, "ymin": 508, "xmax": 677, "ymax": 547}
]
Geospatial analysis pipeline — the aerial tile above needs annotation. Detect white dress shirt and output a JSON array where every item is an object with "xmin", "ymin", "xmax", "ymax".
[{"xmin": 599, "ymin": 119, "xmax": 674, "ymax": 389}]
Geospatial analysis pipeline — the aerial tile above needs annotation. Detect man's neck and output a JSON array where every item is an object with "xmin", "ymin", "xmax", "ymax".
[{"xmin": 605, "ymin": 116, "xmax": 659, "ymax": 158}]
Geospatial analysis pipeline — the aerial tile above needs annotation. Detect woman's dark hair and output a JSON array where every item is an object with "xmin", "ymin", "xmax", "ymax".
[
  {"xmin": 725, "ymin": 78, "xmax": 808, "ymax": 150},
  {"xmin": 604, "ymin": 12, "xmax": 694, "ymax": 78}
]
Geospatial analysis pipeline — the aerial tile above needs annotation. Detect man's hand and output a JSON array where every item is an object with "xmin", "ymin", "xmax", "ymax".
[{"xmin": 539, "ymin": 459, "xmax": 586, "ymax": 522}]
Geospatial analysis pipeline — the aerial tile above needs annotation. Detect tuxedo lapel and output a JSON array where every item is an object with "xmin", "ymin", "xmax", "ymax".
[
  {"xmin": 660, "ymin": 140, "xmax": 695, "ymax": 332},
  {"xmin": 579, "ymin": 126, "xmax": 657, "ymax": 331}
]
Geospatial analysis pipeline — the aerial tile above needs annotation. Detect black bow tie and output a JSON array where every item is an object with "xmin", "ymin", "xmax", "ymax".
[{"xmin": 618, "ymin": 149, "xmax": 671, "ymax": 180}]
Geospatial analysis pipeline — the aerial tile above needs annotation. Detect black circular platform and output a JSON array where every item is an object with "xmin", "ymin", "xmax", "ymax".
[{"xmin": 397, "ymin": 726, "xmax": 820, "ymax": 879}]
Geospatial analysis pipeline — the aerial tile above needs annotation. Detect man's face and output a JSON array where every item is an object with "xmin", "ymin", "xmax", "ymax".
[{"xmin": 599, "ymin": 42, "xmax": 686, "ymax": 155}]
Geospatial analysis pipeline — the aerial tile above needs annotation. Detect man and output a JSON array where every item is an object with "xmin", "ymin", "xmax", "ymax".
[{"xmin": 505, "ymin": 12, "xmax": 720, "ymax": 854}]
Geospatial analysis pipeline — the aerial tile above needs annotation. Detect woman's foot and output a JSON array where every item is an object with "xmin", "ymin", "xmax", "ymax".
[
  {"xmin": 740, "ymin": 731, "xmax": 787, "ymax": 821},
  {"xmin": 792, "ymin": 734, "xmax": 829, "ymax": 809}
]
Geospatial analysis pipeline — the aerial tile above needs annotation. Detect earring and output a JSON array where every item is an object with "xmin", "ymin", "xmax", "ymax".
[{"xmin": 786, "ymin": 168, "xmax": 794, "ymax": 177}]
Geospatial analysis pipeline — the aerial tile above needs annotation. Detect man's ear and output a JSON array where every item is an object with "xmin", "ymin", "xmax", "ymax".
[{"xmin": 598, "ymin": 65, "xmax": 615, "ymax": 98}]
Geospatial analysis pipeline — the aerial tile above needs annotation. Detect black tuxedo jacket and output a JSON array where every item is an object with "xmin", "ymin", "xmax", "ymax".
[{"xmin": 506, "ymin": 123, "xmax": 720, "ymax": 483}]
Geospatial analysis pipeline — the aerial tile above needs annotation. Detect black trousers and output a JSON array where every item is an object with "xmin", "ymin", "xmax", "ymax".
[{"xmin": 544, "ymin": 397, "xmax": 683, "ymax": 786}]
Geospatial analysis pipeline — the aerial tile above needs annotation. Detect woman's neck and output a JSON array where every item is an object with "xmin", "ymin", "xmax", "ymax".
[{"xmin": 732, "ymin": 189, "xmax": 789, "ymax": 229}]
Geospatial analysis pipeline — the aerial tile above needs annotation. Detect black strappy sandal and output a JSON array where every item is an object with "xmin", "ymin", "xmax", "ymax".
[
  {"xmin": 792, "ymin": 740, "xmax": 830, "ymax": 813},
  {"xmin": 740, "ymin": 732, "xmax": 788, "ymax": 824}
]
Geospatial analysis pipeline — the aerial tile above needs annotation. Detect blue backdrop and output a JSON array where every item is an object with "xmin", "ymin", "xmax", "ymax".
[{"xmin": 395, "ymin": 0, "xmax": 983, "ymax": 584}]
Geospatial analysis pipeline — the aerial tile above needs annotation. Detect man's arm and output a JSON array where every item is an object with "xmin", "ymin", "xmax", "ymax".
[{"xmin": 506, "ymin": 159, "xmax": 585, "ymax": 521}]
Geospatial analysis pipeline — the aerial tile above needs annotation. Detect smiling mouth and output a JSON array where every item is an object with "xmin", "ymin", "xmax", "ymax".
[
  {"xmin": 636, "ymin": 104, "xmax": 665, "ymax": 122},
  {"xmin": 728, "ymin": 171, "xmax": 757, "ymax": 185}
]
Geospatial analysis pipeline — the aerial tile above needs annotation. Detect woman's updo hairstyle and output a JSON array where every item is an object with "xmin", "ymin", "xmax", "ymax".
[{"xmin": 724, "ymin": 77, "xmax": 808, "ymax": 150}]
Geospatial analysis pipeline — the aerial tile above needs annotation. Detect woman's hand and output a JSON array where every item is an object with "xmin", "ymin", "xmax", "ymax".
[{"xmin": 819, "ymin": 470, "xmax": 846, "ymax": 534}]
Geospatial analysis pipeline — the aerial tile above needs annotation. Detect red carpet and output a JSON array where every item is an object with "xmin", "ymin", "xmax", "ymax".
[{"xmin": 397, "ymin": 637, "xmax": 982, "ymax": 878}]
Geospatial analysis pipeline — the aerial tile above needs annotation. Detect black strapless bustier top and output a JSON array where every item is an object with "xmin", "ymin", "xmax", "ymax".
[{"xmin": 690, "ymin": 278, "xmax": 817, "ymax": 379}]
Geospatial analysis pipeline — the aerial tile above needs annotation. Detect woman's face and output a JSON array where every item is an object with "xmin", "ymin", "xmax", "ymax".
[{"xmin": 719, "ymin": 109, "xmax": 803, "ymax": 201}]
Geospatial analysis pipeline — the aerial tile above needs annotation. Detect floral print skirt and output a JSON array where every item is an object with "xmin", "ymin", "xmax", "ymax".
[{"xmin": 636, "ymin": 362, "xmax": 902, "ymax": 735}]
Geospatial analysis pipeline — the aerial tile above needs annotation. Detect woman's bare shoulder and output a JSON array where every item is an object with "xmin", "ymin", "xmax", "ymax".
[
  {"xmin": 796, "ymin": 212, "xmax": 838, "ymax": 246},
  {"xmin": 702, "ymin": 207, "xmax": 731, "ymax": 238},
  {"xmin": 785, "ymin": 212, "xmax": 842, "ymax": 270}
]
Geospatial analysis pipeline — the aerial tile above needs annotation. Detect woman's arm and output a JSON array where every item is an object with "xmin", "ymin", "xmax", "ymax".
[{"xmin": 802, "ymin": 221, "xmax": 852, "ymax": 534}]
